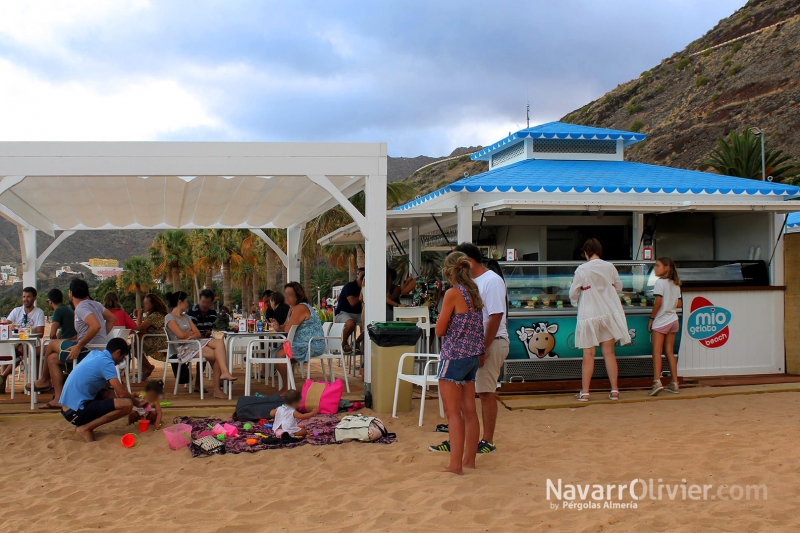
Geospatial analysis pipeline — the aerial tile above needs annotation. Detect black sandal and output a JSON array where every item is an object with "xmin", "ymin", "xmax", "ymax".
[{"xmin": 435, "ymin": 424, "xmax": 449, "ymax": 433}]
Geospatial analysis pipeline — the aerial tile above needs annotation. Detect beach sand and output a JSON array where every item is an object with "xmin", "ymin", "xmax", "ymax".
[{"xmin": 2, "ymin": 391, "xmax": 799, "ymax": 532}]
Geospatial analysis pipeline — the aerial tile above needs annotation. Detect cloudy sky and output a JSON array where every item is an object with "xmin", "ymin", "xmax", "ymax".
[{"xmin": 0, "ymin": 0, "xmax": 745, "ymax": 157}]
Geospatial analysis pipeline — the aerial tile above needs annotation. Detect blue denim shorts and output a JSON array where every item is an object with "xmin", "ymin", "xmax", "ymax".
[{"xmin": 437, "ymin": 356, "xmax": 480, "ymax": 385}]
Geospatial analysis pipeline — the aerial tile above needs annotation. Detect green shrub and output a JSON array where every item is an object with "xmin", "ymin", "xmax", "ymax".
[
  {"xmin": 630, "ymin": 120, "xmax": 645, "ymax": 133},
  {"xmin": 726, "ymin": 63, "xmax": 743, "ymax": 77},
  {"xmin": 722, "ymin": 59, "xmax": 732, "ymax": 69},
  {"xmin": 641, "ymin": 70, "xmax": 651, "ymax": 78},
  {"xmin": 695, "ymin": 76, "xmax": 711, "ymax": 88},
  {"xmin": 657, "ymin": 85, "xmax": 665, "ymax": 93},
  {"xmin": 627, "ymin": 102, "xmax": 643, "ymax": 115},
  {"xmin": 702, "ymin": 49, "xmax": 713, "ymax": 57},
  {"xmin": 723, "ymin": 53, "xmax": 731, "ymax": 61},
  {"xmin": 447, "ymin": 160, "xmax": 458, "ymax": 170},
  {"xmin": 732, "ymin": 41, "xmax": 743, "ymax": 53},
  {"xmin": 675, "ymin": 57, "xmax": 691, "ymax": 71},
  {"xmin": 710, "ymin": 92, "xmax": 720, "ymax": 102}
]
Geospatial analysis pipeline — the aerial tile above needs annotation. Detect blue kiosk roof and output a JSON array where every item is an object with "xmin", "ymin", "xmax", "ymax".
[
  {"xmin": 471, "ymin": 121, "xmax": 647, "ymax": 161},
  {"xmin": 788, "ymin": 212, "xmax": 800, "ymax": 229},
  {"xmin": 395, "ymin": 159, "xmax": 800, "ymax": 211}
]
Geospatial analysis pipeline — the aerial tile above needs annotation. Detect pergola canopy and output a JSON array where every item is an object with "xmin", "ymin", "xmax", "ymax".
[{"xmin": 0, "ymin": 142, "xmax": 386, "ymax": 234}]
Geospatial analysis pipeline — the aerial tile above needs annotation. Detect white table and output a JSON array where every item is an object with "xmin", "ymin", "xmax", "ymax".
[
  {"xmin": 0, "ymin": 336, "xmax": 41, "ymax": 410},
  {"xmin": 221, "ymin": 331, "xmax": 285, "ymax": 399}
]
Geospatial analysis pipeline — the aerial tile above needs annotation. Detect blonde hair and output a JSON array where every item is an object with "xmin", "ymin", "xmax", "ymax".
[
  {"xmin": 657, "ymin": 257, "xmax": 682, "ymax": 286},
  {"xmin": 443, "ymin": 252, "xmax": 483, "ymax": 310}
]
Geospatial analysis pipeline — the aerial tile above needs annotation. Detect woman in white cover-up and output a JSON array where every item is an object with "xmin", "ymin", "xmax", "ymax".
[{"xmin": 569, "ymin": 238, "xmax": 630, "ymax": 402}]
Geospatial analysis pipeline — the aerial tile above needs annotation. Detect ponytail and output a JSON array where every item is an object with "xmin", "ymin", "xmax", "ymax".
[{"xmin": 443, "ymin": 252, "xmax": 483, "ymax": 310}]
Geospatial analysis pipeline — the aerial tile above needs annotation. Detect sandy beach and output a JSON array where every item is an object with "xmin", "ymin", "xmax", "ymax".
[{"xmin": 2, "ymin": 390, "xmax": 798, "ymax": 533}]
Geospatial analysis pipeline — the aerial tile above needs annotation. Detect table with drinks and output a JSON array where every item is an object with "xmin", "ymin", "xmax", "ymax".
[
  {"xmin": 222, "ymin": 312, "xmax": 285, "ymax": 399},
  {"xmin": 0, "ymin": 322, "xmax": 42, "ymax": 410}
]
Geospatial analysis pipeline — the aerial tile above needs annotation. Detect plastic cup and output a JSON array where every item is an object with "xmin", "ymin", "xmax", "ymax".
[
  {"xmin": 121, "ymin": 433, "xmax": 139, "ymax": 448},
  {"xmin": 138, "ymin": 419, "xmax": 150, "ymax": 432}
]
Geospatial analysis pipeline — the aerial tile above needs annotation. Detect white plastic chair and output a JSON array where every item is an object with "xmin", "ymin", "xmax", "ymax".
[
  {"xmin": 0, "ymin": 344, "xmax": 20, "ymax": 399},
  {"xmin": 110, "ymin": 328, "xmax": 132, "ymax": 392},
  {"xmin": 137, "ymin": 332, "xmax": 167, "ymax": 382},
  {"xmin": 304, "ymin": 322, "xmax": 350, "ymax": 392},
  {"xmin": 393, "ymin": 307, "xmax": 434, "ymax": 353},
  {"xmin": 162, "ymin": 327, "xmax": 206, "ymax": 399},
  {"xmin": 392, "ymin": 352, "xmax": 444, "ymax": 426},
  {"xmin": 244, "ymin": 327, "xmax": 296, "ymax": 396}
]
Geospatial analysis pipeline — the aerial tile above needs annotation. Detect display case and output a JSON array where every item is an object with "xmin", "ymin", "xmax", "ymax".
[{"xmin": 501, "ymin": 261, "xmax": 656, "ymax": 316}]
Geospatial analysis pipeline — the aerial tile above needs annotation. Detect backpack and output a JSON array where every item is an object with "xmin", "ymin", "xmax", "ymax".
[
  {"xmin": 335, "ymin": 414, "xmax": 395, "ymax": 442},
  {"xmin": 233, "ymin": 394, "xmax": 284, "ymax": 421}
]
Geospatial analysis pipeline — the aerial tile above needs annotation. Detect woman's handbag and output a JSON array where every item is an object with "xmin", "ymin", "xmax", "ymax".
[{"xmin": 191, "ymin": 435, "xmax": 226, "ymax": 456}]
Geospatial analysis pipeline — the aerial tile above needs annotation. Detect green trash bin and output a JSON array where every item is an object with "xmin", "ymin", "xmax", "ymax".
[{"xmin": 367, "ymin": 322, "xmax": 423, "ymax": 414}]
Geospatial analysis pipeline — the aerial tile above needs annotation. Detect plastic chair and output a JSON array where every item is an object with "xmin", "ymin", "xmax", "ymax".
[
  {"xmin": 304, "ymin": 322, "xmax": 350, "ymax": 393},
  {"xmin": 137, "ymin": 332, "xmax": 167, "ymax": 382},
  {"xmin": 392, "ymin": 352, "xmax": 444, "ymax": 427},
  {"xmin": 393, "ymin": 307, "xmax": 434, "ymax": 353},
  {"xmin": 0, "ymin": 344, "xmax": 19, "ymax": 399},
  {"xmin": 162, "ymin": 327, "xmax": 206, "ymax": 399},
  {"xmin": 244, "ymin": 329, "xmax": 296, "ymax": 396}
]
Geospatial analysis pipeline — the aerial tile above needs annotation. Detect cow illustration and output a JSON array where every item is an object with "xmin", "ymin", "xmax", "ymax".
[{"xmin": 516, "ymin": 322, "xmax": 559, "ymax": 359}]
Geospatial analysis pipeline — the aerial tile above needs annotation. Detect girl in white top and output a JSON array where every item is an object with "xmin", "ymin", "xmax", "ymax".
[
  {"xmin": 270, "ymin": 390, "xmax": 317, "ymax": 439},
  {"xmin": 569, "ymin": 238, "xmax": 631, "ymax": 401},
  {"xmin": 648, "ymin": 257, "xmax": 682, "ymax": 396}
]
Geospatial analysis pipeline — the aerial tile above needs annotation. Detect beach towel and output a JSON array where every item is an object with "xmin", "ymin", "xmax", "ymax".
[{"xmin": 174, "ymin": 415, "xmax": 396, "ymax": 457}]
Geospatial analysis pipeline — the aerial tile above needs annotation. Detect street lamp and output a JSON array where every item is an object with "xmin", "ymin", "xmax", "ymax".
[{"xmin": 749, "ymin": 127, "xmax": 766, "ymax": 181}]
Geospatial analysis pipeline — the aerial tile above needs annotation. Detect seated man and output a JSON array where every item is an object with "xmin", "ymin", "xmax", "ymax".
[
  {"xmin": 27, "ymin": 289, "xmax": 77, "ymax": 394},
  {"xmin": 60, "ymin": 338, "xmax": 141, "ymax": 442},
  {"xmin": 334, "ymin": 268, "xmax": 364, "ymax": 351},
  {"xmin": 38, "ymin": 279, "xmax": 116, "ymax": 409},
  {"xmin": 1, "ymin": 287, "xmax": 46, "ymax": 392},
  {"xmin": 187, "ymin": 289, "xmax": 218, "ymax": 339}
]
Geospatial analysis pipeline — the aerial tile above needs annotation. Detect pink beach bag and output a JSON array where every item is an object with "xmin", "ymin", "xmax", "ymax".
[{"xmin": 301, "ymin": 379, "xmax": 344, "ymax": 414}]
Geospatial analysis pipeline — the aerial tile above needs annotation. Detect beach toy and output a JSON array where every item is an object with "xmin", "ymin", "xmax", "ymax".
[
  {"xmin": 216, "ymin": 434, "xmax": 226, "ymax": 441},
  {"xmin": 159, "ymin": 401, "xmax": 171, "ymax": 407},
  {"xmin": 222, "ymin": 423, "xmax": 238, "ymax": 437},
  {"xmin": 164, "ymin": 424, "xmax": 193, "ymax": 450},
  {"xmin": 255, "ymin": 432, "xmax": 268, "ymax": 438},
  {"xmin": 121, "ymin": 433, "xmax": 139, "ymax": 448},
  {"xmin": 243, "ymin": 423, "xmax": 253, "ymax": 431},
  {"xmin": 212, "ymin": 423, "xmax": 225, "ymax": 436},
  {"xmin": 246, "ymin": 438, "xmax": 257, "ymax": 445},
  {"xmin": 138, "ymin": 419, "xmax": 150, "ymax": 432},
  {"xmin": 197, "ymin": 430, "xmax": 214, "ymax": 438},
  {"xmin": 257, "ymin": 418, "xmax": 268, "ymax": 426}
]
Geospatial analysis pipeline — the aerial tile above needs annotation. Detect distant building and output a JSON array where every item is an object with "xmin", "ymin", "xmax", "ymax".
[
  {"xmin": 88, "ymin": 258, "xmax": 119, "ymax": 268},
  {"xmin": 95, "ymin": 268, "xmax": 123, "ymax": 281},
  {"xmin": 1, "ymin": 265, "xmax": 17, "ymax": 276},
  {"xmin": 56, "ymin": 266, "xmax": 75, "ymax": 277}
]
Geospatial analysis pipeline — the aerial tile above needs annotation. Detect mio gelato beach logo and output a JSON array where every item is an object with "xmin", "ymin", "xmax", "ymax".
[{"xmin": 687, "ymin": 296, "xmax": 731, "ymax": 349}]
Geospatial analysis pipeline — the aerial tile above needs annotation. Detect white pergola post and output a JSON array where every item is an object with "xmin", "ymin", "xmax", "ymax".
[
  {"xmin": 249, "ymin": 229, "xmax": 288, "ymax": 268},
  {"xmin": 771, "ymin": 213, "xmax": 785, "ymax": 285},
  {"xmin": 632, "ymin": 213, "xmax": 644, "ymax": 260},
  {"xmin": 286, "ymin": 224, "xmax": 304, "ymax": 283},
  {"xmin": 36, "ymin": 230, "xmax": 76, "ymax": 272},
  {"xmin": 18, "ymin": 225, "xmax": 37, "ymax": 289},
  {"xmin": 362, "ymin": 173, "xmax": 387, "ymax": 388},
  {"xmin": 457, "ymin": 195, "xmax": 473, "ymax": 244}
]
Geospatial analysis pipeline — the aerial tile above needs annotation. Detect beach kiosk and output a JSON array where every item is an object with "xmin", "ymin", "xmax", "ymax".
[{"xmin": 328, "ymin": 123, "xmax": 800, "ymax": 385}]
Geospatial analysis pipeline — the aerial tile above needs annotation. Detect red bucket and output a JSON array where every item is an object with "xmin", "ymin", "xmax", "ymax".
[{"xmin": 121, "ymin": 433, "xmax": 139, "ymax": 448}]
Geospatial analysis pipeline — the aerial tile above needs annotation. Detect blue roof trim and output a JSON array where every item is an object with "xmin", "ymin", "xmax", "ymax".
[
  {"xmin": 471, "ymin": 121, "xmax": 647, "ymax": 161},
  {"xmin": 393, "ymin": 159, "xmax": 800, "ymax": 211},
  {"xmin": 788, "ymin": 212, "xmax": 800, "ymax": 228}
]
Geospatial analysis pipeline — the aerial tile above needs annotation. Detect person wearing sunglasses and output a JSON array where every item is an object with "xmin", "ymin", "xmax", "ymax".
[{"xmin": 1, "ymin": 287, "xmax": 45, "ymax": 393}]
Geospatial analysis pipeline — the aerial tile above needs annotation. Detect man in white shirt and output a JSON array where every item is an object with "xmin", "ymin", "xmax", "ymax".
[
  {"xmin": 455, "ymin": 243, "xmax": 509, "ymax": 454},
  {"xmin": 1, "ymin": 287, "xmax": 45, "ymax": 392}
]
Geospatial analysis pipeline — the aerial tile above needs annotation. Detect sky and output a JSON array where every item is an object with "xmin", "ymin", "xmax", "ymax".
[{"xmin": 0, "ymin": 0, "xmax": 746, "ymax": 157}]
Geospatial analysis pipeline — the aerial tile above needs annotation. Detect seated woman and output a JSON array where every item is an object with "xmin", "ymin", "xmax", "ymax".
[
  {"xmin": 268, "ymin": 282, "xmax": 325, "ymax": 394},
  {"xmin": 104, "ymin": 291, "xmax": 137, "ymax": 331},
  {"xmin": 164, "ymin": 291, "xmax": 236, "ymax": 399},
  {"xmin": 134, "ymin": 293, "xmax": 168, "ymax": 380}
]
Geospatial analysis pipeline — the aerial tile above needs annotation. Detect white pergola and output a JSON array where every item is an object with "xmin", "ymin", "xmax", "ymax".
[{"xmin": 0, "ymin": 141, "xmax": 388, "ymax": 385}]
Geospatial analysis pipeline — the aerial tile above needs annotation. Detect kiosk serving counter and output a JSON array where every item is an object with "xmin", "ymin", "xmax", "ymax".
[{"xmin": 499, "ymin": 259, "xmax": 778, "ymax": 382}]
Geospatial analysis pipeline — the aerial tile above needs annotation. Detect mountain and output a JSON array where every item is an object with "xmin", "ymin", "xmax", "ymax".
[{"xmin": 561, "ymin": 0, "xmax": 800, "ymax": 172}]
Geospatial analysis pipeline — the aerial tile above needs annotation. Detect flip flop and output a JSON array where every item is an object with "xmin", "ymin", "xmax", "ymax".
[
  {"xmin": 25, "ymin": 383, "xmax": 54, "ymax": 394},
  {"xmin": 435, "ymin": 424, "xmax": 449, "ymax": 433},
  {"xmin": 38, "ymin": 402, "xmax": 61, "ymax": 410}
]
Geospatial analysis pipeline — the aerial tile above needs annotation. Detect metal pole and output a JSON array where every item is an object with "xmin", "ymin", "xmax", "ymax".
[{"xmin": 760, "ymin": 133, "xmax": 766, "ymax": 181}]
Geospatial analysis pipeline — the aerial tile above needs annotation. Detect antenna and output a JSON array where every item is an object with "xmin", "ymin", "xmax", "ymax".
[{"xmin": 526, "ymin": 99, "xmax": 530, "ymax": 128}]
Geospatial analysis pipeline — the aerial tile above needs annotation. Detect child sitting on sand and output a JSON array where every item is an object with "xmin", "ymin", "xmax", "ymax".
[
  {"xmin": 129, "ymin": 379, "xmax": 163, "ymax": 428},
  {"xmin": 270, "ymin": 390, "xmax": 318, "ymax": 439}
]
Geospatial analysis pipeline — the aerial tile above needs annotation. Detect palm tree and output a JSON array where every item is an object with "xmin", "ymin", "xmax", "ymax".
[
  {"xmin": 191, "ymin": 229, "xmax": 222, "ymax": 290},
  {"xmin": 120, "ymin": 257, "xmax": 154, "ymax": 309},
  {"xmin": 150, "ymin": 229, "xmax": 193, "ymax": 292},
  {"xmin": 263, "ymin": 228, "xmax": 286, "ymax": 291},
  {"xmin": 207, "ymin": 229, "xmax": 246, "ymax": 309},
  {"xmin": 704, "ymin": 129, "xmax": 798, "ymax": 181}
]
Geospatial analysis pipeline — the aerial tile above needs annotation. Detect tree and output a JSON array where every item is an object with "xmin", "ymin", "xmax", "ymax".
[
  {"xmin": 120, "ymin": 257, "xmax": 154, "ymax": 309},
  {"xmin": 704, "ymin": 129, "xmax": 798, "ymax": 181},
  {"xmin": 150, "ymin": 230, "xmax": 193, "ymax": 292}
]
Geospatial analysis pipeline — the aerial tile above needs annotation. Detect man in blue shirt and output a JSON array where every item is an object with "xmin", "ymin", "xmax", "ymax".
[{"xmin": 60, "ymin": 338, "xmax": 142, "ymax": 442}]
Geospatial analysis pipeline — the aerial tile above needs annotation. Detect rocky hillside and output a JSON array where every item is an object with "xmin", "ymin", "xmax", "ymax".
[{"xmin": 561, "ymin": 0, "xmax": 800, "ymax": 173}]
